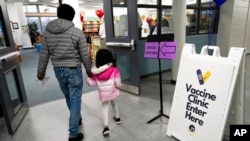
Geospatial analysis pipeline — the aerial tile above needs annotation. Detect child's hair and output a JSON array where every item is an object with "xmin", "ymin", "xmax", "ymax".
[{"xmin": 95, "ymin": 49, "xmax": 116, "ymax": 68}]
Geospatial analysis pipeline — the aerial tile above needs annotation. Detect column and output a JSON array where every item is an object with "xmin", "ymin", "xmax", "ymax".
[
  {"xmin": 6, "ymin": 2, "xmax": 33, "ymax": 48},
  {"xmin": 16, "ymin": 2, "xmax": 33, "ymax": 48},
  {"xmin": 63, "ymin": 0, "xmax": 82, "ymax": 30},
  {"xmin": 171, "ymin": 0, "xmax": 186, "ymax": 82}
]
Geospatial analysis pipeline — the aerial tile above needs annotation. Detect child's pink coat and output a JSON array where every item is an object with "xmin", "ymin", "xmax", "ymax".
[{"xmin": 87, "ymin": 64, "xmax": 121, "ymax": 102}]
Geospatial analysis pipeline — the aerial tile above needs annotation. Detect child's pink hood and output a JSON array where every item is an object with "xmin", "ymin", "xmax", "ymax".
[{"xmin": 91, "ymin": 64, "xmax": 115, "ymax": 81}]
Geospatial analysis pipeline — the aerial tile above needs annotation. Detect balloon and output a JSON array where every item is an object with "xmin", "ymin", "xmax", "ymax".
[
  {"xmin": 213, "ymin": 0, "xmax": 227, "ymax": 7},
  {"xmin": 80, "ymin": 11, "xmax": 85, "ymax": 22},
  {"xmin": 95, "ymin": 9, "xmax": 104, "ymax": 18},
  {"xmin": 146, "ymin": 16, "xmax": 151, "ymax": 24}
]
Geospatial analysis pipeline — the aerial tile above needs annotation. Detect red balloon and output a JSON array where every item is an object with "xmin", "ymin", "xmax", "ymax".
[
  {"xmin": 80, "ymin": 11, "xmax": 84, "ymax": 22},
  {"xmin": 146, "ymin": 16, "xmax": 152, "ymax": 24},
  {"xmin": 95, "ymin": 9, "xmax": 104, "ymax": 18}
]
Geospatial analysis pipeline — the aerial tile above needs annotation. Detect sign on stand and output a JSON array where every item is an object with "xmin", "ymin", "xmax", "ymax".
[
  {"xmin": 144, "ymin": 41, "xmax": 177, "ymax": 60},
  {"xmin": 166, "ymin": 44, "xmax": 245, "ymax": 141},
  {"xmin": 144, "ymin": 34, "xmax": 176, "ymax": 124}
]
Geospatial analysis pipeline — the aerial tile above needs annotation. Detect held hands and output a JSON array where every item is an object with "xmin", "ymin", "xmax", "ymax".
[
  {"xmin": 87, "ymin": 71, "xmax": 93, "ymax": 77},
  {"xmin": 37, "ymin": 74, "xmax": 44, "ymax": 81}
]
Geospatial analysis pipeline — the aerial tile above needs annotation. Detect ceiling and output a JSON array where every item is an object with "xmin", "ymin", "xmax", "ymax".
[{"xmin": 4, "ymin": 0, "xmax": 104, "ymax": 6}]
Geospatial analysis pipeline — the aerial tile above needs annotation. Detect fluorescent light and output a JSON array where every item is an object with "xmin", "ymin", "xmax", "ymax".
[
  {"xmin": 29, "ymin": 0, "xmax": 38, "ymax": 2},
  {"xmin": 50, "ymin": 0, "xmax": 58, "ymax": 3}
]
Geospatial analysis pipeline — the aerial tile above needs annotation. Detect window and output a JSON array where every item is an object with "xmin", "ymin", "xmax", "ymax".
[
  {"xmin": 23, "ymin": 5, "xmax": 37, "ymax": 12},
  {"xmin": 24, "ymin": 4, "xmax": 57, "ymax": 33},
  {"xmin": 0, "ymin": 19, "xmax": 7, "ymax": 50},
  {"xmin": 162, "ymin": 0, "xmax": 173, "ymax": 6},
  {"xmin": 137, "ymin": 0, "xmax": 157, "ymax": 5},
  {"xmin": 138, "ymin": 8, "xmax": 157, "ymax": 37},
  {"xmin": 41, "ymin": 17, "xmax": 56, "ymax": 32},
  {"xmin": 186, "ymin": 9, "xmax": 197, "ymax": 34},
  {"xmin": 161, "ymin": 9, "xmax": 173, "ymax": 34},
  {"xmin": 113, "ymin": 7, "xmax": 129, "ymax": 38},
  {"xmin": 27, "ymin": 17, "xmax": 41, "ymax": 33},
  {"xmin": 187, "ymin": 0, "xmax": 218, "ymax": 34},
  {"xmin": 199, "ymin": 9, "xmax": 217, "ymax": 34},
  {"xmin": 137, "ymin": 0, "xmax": 219, "ymax": 38},
  {"xmin": 38, "ymin": 5, "xmax": 57, "ymax": 13}
]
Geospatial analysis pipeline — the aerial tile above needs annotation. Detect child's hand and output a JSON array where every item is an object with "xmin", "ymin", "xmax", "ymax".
[
  {"xmin": 86, "ymin": 77, "xmax": 97, "ymax": 86},
  {"xmin": 115, "ymin": 83, "xmax": 122, "ymax": 89},
  {"xmin": 86, "ymin": 77, "xmax": 92, "ymax": 86}
]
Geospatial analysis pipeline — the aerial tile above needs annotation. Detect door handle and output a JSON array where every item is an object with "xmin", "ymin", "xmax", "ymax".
[
  {"xmin": 106, "ymin": 39, "xmax": 135, "ymax": 51},
  {"xmin": 0, "ymin": 51, "xmax": 20, "ymax": 63}
]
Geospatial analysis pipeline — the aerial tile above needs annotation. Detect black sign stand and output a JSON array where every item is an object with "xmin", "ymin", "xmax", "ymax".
[{"xmin": 146, "ymin": 34, "xmax": 174, "ymax": 124}]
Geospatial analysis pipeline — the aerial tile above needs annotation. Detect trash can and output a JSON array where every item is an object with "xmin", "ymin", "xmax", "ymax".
[{"xmin": 36, "ymin": 44, "xmax": 41, "ymax": 52}]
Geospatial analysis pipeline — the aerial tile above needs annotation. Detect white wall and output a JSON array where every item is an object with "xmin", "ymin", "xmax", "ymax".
[
  {"xmin": 217, "ymin": 0, "xmax": 250, "ymax": 56},
  {"xmin": 244, "ymin": 2, "xmax": 250, "ymax": 54},
  {"xmin": 6, "ymin": 2, "xmax": 32, "ymax": 48},
  {"xmin": 6, "ymin": 3, "xmax": 22, "ymax": 46}
]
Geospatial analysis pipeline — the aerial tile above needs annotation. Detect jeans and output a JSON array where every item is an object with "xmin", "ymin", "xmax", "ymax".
[{"xmin": 54, "ymin": 66, "xmax": 83, "ymax": 137}]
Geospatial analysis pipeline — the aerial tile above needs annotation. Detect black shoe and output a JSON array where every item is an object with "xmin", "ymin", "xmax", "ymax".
[
  {"xmin": 68, "ymin": 133, "xmax": 84, "ymax": 141},
  {"xmin": 102, "ymin": 126, "xmax": 110, "ymax": 136},
  {"xmin": 113, "ymin": 117, "xmax": 121, "ymax": 124},
  {"xmin": 78, "ymin": 118, "xmax": 82, "ymax": 126}
]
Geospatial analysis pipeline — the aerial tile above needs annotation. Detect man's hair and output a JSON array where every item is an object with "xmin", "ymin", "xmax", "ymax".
[
  {"xmin": 95, "ymin": 49, "xmax": 116, "ymax": 68},
  {"xmin": 57, "ymin": 4, "xmax": 75, "ymax": 21}
]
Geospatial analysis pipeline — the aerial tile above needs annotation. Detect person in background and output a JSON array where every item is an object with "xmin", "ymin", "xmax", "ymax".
[
  {"xmin": 87, "ymin": 49, "xmax": 122, "ymax": 136},
  {"xmin": 37, "ymin": 4, "xmax": 92, "ymax": 141},
  {"xmin": 99, "ymin": 20, "xmax": 106, "ymax": 48}
]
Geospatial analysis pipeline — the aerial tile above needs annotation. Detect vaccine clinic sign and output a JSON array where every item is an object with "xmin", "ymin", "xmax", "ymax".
[{"xmin": 167, "ymin": 45, "xmax": 244, "ymax": 141}]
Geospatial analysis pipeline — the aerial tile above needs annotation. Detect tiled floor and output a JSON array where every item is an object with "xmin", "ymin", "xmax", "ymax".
[
  {"xmin": 0, "ymin": 53, "xmax": 250, "ymax": 141},
  {"xmin": 0, "ymin": 85, "xmax": 176, "ymax": 141}
]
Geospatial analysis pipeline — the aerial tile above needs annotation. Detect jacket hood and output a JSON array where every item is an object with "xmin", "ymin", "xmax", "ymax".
[
  {"xmin": 46, "ymin": 18, "xmax": 74, "ymax": 34},
  {"xmin": 91, "ymin": 64, "xmax": 114, "ymax": 81}
]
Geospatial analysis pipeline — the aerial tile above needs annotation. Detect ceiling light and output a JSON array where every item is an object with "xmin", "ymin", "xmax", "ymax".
[
  {"xmin": 29, "ymin": 0, "xmax": 38, "ymax": 2},
  {"xmin": 50, "ymin": 0, "xmax": 58, "ymax": 3}
]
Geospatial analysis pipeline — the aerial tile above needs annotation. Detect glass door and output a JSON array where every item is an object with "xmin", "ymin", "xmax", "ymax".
[
  {"xmin": 0, "ymin": 0, "xmax": 28, "ymax": 134},
  {"xmin": 104, "ymin": 0, "xmax": 140, "ymax": 95}
]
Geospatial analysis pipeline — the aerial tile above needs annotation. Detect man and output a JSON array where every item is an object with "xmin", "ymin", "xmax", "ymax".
[{"xmin": 37, "ymin": 4, "xmax": 92, "ymax": 141}]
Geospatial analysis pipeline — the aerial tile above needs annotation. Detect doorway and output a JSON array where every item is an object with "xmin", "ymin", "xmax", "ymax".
[
  {"xmin": 0, "ymin": 0, "xmax": 29, "ymax": 134},
  {"xmin": 104, "ymin": 0, "xmax": 140, "ymax": 95}
]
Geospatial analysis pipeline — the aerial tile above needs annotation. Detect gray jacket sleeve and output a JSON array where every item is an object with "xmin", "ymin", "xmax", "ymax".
[
  {"xmin": 78, "ymin": 33, "xmax": 92, "ymax": 74},
  {"xmin": 37, "ymin": 35, "xmax": 50, "ymax": 78}
]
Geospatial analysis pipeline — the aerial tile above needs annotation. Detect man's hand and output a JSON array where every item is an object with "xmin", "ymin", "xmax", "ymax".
[
  {"xmin": 87, "ymin": 72, "xmax": 93, "ymax": 77},
  {"xmin": 37, "ymin": 75, "xmax": 44, "ymax": 81}
]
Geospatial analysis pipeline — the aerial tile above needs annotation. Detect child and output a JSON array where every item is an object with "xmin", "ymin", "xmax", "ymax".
[{"xmin": 87, "ymin": 49, "xmax": 122, "ymax": 136}]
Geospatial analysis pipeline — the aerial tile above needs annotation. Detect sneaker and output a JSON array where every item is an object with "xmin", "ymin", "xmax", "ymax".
[
  {"xmin": 102, "ymin": 126, "xmax": 110, "ymax": 136},
  {"xmin": 68, "ymin": 133, "xmax": 84, "ymax": 141},
  {"xmin": 113, "ymin": 117, "xmax": 122, "ymax": 124},
  {"xmin": 78, "ymin": 118, "xmax": 82, "ymax": 126}
]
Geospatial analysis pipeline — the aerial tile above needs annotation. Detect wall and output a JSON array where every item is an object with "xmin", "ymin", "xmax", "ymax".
[
  {"xmin": 217, "ymin": 0, "xmax": 250, "ymax": 56},
  {"xmin": 6, "ymin": 3, "xmax": 22, "ymax": 45},
  {"xmin": 244, "ymin": 1, "xmax": 250, "ymax": 54},
  {"xmin": 6, "ymin": 2, "xmax": 33, "ymax": 48}
]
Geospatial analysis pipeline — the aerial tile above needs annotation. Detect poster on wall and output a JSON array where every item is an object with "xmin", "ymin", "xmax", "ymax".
[{"xmin": 166, "ymin": 45, "xmax": 245, "ymax": 141}]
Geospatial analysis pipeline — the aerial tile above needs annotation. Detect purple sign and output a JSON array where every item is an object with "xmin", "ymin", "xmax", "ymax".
[
  {"xmin": 159, "ymin": 42, "xmax": 177, "ymax": 60},
  {"xmin": 144, "ymin": 42, "xmax": 159, "ymax": 58}
]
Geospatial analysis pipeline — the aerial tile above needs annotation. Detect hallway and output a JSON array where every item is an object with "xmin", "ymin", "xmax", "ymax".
[{"xmin": 0, "ymin": 49, "xmax": 249, "ymax": 141}]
